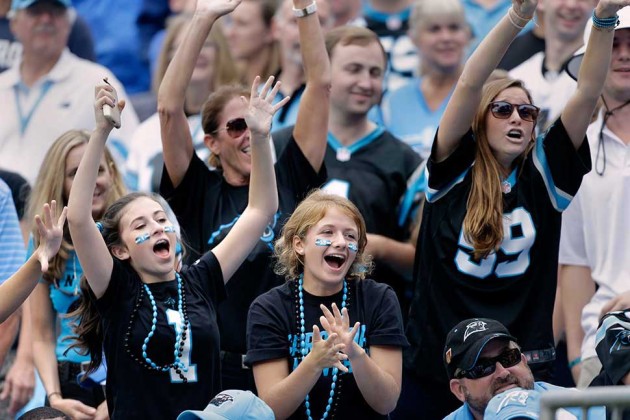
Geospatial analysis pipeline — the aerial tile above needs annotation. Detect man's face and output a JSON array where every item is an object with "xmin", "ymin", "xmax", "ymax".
[
  {"xmin": 449, "ymin": 339, "xmax": 535, "ymax": 419},
  {"xmin": 605, "ymin": 29, "xmax": 630, "ymax": 99},
  {"xmin": 329, "ymin": 40, "xmax": 385, "ymax": 118},
  {"xmin": 542, "ymin": 0, "xmax": 594, "ymax": 43},
  {"xmin": 10, "ymin": 1, "xmax": 70, "ymax": 58},
  {"xmin": 273, "ymin": 0, "xmax": 332, "ymax": 66}
]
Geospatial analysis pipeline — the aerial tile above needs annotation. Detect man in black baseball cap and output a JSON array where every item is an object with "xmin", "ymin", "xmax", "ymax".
[{"xmin": 443, "ymin": 318, "xmax": 538, "ymax": 420}]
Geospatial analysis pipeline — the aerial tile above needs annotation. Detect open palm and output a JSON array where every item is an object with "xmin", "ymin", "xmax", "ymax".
[
  {"xmin": 34, "ymin": 200, "xmax": 67, "ymax": 273},
  {"xmin": 242, "ymin": 76, "xmax": 291, "ymax": 139},
  {"xmin": 320, "ymin": 303, "xmax": 361, "ymax": 359}
]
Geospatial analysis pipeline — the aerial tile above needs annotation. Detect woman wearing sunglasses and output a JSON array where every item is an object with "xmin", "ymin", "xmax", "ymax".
[
  {"xmin": 401, "ymin": 0, "xmax": 630, "ymax": 418},
  {"xmin": 158, "ymin": 0, "xmax": 330, "ymax": 393}
]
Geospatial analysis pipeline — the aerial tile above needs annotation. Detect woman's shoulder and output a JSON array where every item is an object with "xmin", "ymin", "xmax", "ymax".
[
  {"xmin": 355, "ymin": 278, "xmax": 395, "ymax": 296},
  {"xmin": 252, "ymin": 281, "xmax": 293, "ymax": 307}
]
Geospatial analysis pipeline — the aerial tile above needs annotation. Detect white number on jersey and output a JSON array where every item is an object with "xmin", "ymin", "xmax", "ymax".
[{"xmin": 166, "ymin": 308, "xmax": 198, "ymax": 383}]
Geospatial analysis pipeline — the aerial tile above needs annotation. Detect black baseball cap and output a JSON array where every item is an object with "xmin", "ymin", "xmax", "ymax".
[{"xmin": 444, "ymin": 318, "xmax": 517, "ymax": 379}]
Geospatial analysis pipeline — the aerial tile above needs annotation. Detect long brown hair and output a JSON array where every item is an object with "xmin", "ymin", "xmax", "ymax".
[
  {"xmin": 69, "ymin": 192, "xmax": 165, "ymax": 372},
  {"xmin": 464, "ymin": 78, "xmax": 535, "ymax": 259},
  {"xmin": 26, "ymin": 130, "xmax": 126, "ymax": 284},
  {"xmin": 274, "ymin": 190, "xmax": 373, "ymax": 281}
]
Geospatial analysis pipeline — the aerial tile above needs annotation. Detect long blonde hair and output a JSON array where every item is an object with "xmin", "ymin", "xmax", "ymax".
[
  {"xmin": 274, "ymin": 190, "xmax": 373, "ymax": 281},
  {"xmin": 152, "ymin": 15, "xmax": 239, "ymax": 95},
  {"xmin": 464, "ymin": 78, "xmax": 535, "ymax": 259},
  {"xmin": 26, "ymin": 130, "xmax": 126, "ymax": 283}
]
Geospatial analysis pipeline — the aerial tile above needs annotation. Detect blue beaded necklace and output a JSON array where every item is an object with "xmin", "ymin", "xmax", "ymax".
[
  {"xmin": 125, "ymin": 272, "xmax": 190, "ymax": 382},
  {"xmin": 297, "ymin": 274, "xmax": 348, "ymax": 420}
]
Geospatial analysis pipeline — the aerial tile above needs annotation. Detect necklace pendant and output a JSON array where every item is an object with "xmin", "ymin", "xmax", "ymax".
[
  {"xmin": 336, "ymin": 148, "xmax": 351, "ymax": 162},
  {"xmin": 501, "ymin": 180, "xmax": 512, "ymax": 194}
]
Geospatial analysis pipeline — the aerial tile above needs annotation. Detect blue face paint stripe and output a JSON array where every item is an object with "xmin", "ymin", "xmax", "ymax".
[
  {"xmin": 163, "ymin": 226, "xmax": 176, "ymax": 233},
  {"xmin": 135, "ymin": 233, "xmax": 150, "ymax": 244},
  {"xmin": 315, "ymin": 239, "xmax": 332, "ymax": 247},
  {"xmin": 348, "ymin": 243, "xmax": 358, "ymax": 253}
]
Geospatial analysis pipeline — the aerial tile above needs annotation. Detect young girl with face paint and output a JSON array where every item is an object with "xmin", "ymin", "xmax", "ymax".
[
  {"xmin": 246, "ymin": 190, "xmax": 408, "ymax": 419},
  {"xmin": 67, "ymin": 74, "xmax": 285, "ymax": 418}
]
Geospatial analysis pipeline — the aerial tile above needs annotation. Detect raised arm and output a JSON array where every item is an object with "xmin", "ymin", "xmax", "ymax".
[
  {"xmin": 67, "ymin": 85, "xmax": 123, "ymax": 299},
  {"xmin": 211, "ymin": 76, "xmax": 286, "ymax": 282},
  {"xmin": 436, "ymin": 0, "xmax": 537, "ymax": 161},
  {"xmin": 158, "ymin": 0, "xmax": 242, "ymax": 188},
  {"xmin": 561, "ymin": 1, "xmax": 630, "ymax": 148},
  {"xmin": 0, "ymin": 202, "xmax": 66, "ymax": 323},
  {"xmin": 291, "ymin": 0, "xmax": 331, "ymax": 172}
]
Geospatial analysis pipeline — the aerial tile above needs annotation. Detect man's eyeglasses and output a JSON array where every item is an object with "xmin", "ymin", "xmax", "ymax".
[
  {"xmin": 455, "ymin": 348, "xmax": 522, "ymax": 380},
  {"xmin": 489, "ymin": 101, "xmax": 540, "ymax": 122},
  {"xmin": 212, "ymin": 118, "xmax": 248, "ymax": 138}
]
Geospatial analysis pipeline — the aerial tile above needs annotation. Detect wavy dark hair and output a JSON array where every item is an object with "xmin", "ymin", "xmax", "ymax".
[{"xmin": 68, "ymin": 192, "xmax": 183, "ymax": 373}]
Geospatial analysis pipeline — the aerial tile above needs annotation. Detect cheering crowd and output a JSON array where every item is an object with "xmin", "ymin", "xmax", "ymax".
[{"xmin": 1, "ymin": 0, "xmax": 630, "ymax": 418}]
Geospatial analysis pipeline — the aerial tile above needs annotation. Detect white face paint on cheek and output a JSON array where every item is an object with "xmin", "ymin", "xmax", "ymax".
[
  {"xmin": 315, "ymin": 238, "xmax": 332, "ymax": 247},
  {"xmin": 135, "ymin": 233, "xmax": 150, "ymax": 244},
  {"xmin": 348, "ymin": 243, "xmax": 358, "ymax": 252},
  {"xmin": 163, "ymin": 226, "xmax": 176, "ymax": 233}
]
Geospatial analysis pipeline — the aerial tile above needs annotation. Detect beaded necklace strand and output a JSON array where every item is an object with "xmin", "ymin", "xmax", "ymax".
[
  {"xmin": 124, "ymin": 272, "xmax": 190, "ymax": 382},
  {"xmin": 296, "ymin": 275, "xmax": 348, "ymax": 420}
]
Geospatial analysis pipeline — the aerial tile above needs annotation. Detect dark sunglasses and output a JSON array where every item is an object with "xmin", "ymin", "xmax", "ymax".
[
  {"xmin": 213, "ymin": 118, "xmax": 248, "ymax": 138},
  {"xmin": 489, "ymin": 101, "xmax": 540, "ymax": 122},
  {"xmin": 455, "ymin": 348, "xmax": 522, "ymax": 380}
]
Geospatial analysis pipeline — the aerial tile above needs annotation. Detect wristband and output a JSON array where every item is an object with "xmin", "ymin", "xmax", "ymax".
[
  {"xmin": 293, "ymin": 1, "xmax": 317, "ymax": 18},
  {"xmin": 508, "ymin": 7, "xmax": 530, "ymax": 29},
  {"xmin": 568, "ymin": 356, "xmax": 582, "ymax": 369},
  {"xmin": 47, "ymin": 391, "xmax": 62, "ymax": 400},
  {"xmin": 592, "ymin": 10, "xmax": 619, "ymax": 31}
]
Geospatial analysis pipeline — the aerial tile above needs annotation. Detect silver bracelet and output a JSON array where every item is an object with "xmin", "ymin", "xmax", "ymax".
[{"xmin": 293, "ymin": 1, "xmax": 317, "ymax": 18}]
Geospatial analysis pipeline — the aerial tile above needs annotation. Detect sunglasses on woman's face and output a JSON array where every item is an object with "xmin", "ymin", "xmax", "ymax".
[
  {"xmin": 213, "ymin": 118, "xmax": 248, "ymax": 138},
  {"xmin": 455, "ymin": 347, "xmax": 522, "ymax": 380},
  {"xmin": 489, "ymin": 101, "xmax": 540, "ymax": 122}
]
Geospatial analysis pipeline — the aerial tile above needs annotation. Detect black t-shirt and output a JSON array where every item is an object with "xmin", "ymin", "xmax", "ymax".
[
  {"xmin": 498, "ymin": 30, "xmax": 545, "ymax": 71},
  {"xmin": 246, "ymin": 279, "xmax": 409, "ymax": 419},
  {"xmin": 160, "ymin": 137, "xmax": 326, "ymax": 353},
  {"xmin": 405, "ymin": 120, "xmax": 591, "ymax": 385},
  {"xmin": 95, "ymin": 252, "xmax": 225, "ymax": 419},
  {"xmin": 274, "ymin": 127, "xmax": 422, "ymax": 312}
]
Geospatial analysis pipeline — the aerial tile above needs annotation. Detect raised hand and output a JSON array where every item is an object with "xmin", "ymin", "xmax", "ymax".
[
  {"xmin": 241, "ymin": 76, "xmax": 291, "ymax": 140},
  {"xmin": 306, "ymin": 325, "xmax": 349, "ymax": 373},
  {"xmin": 512, "ymin": 0, "xmax": 537, "ymax": 19},
  {"xmin": 596, "ymin": 0, "xmax": 630, "ymax": 18},
  {"xmin": 320, "ymin": 303, "xmax": 362, "ymax": 360},
  {"xmin": 196, "ymin": 0, "xmax": 243, "ymax": 18},
  {"xmin": 34, "ymin": 201, "xmax": 67, "ymax": 273},
  {"xmin": 93, "ymin": 83, "xmax": 125, "ymax": 131}
]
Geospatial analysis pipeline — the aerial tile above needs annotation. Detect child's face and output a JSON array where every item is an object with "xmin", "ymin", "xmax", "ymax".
[
  {"xmin": 115, "ymin": 197, "xmax": 178, "ymax": 279},
  {"xmin": 295, "ymin": 207, "xmax": 359, "ymax": 290}
]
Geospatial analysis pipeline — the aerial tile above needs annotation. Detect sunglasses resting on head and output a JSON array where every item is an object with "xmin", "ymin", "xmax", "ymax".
[
  {"xmin": 489, "ymin": 101, "xmax": 540, "ymax": 122},
  {"xmin": 454, "ymin": 347, "xmax": 522, "ymax": 380}
]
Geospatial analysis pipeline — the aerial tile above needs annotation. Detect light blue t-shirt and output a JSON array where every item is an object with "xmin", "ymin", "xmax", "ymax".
[
  {"xmin": 380, "ymin": 77, "xmax": 452, "ymax": 160},
  {"xmin": 0, "ymin": 179, "xmax": 25, "ymax": 284},
  {"xmin": 27, "ymin": 238, "xmax": 88, "ymax": 363},
  {"xmin": 444, "ymin": 382, "xmax": 606, "ymax": 420}
]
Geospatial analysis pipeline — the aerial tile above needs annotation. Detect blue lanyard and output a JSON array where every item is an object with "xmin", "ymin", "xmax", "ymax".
[{"xmin": 14, "ymin": 80, "xmax": 54, "ymax": 136}]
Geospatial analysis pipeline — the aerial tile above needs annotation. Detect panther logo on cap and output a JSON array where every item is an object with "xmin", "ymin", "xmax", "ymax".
[
  {"xmin": 464, "ymin": 320, "xmax": 487, "ymax": 341},
  {"xmin": 210, "ymin": 393, "xmax": 234, "ymax": 407}
]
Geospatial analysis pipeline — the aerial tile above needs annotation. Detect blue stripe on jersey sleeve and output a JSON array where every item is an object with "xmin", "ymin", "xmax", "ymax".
[
  {"xmin": 397, "ymin": 161, "xmax": 427, "ymax": 227},
  {"xmin": 532, "ymin": 132, "xmax": 574, "ymax": 211},
  {"xmin": 426, "ymin": 164, "xmax": 471, "ymax": 203}
]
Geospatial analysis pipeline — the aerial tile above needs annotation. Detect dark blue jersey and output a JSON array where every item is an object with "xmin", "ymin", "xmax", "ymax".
[{"xmin": 405, "ymin": 119, "xmax": 591, "ymax": 384}]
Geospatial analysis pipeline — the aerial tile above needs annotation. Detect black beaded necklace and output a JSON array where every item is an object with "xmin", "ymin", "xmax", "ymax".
[
  {"xmin": 123, "ymin": 273, "xmax": 190, "ymax": 383},
  {"xmin": 292, "ymin": 278, "xmax": 352, "ymax": 419}
]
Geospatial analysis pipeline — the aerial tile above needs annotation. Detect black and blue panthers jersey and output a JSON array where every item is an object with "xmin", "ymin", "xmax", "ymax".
[
  {"xmin": 160, "ymin": 137, "xmax": 326, "ymax": 355},
  {"xmin": 405, "ymin": 119, "xmax": 591, "ymax": 385}
]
